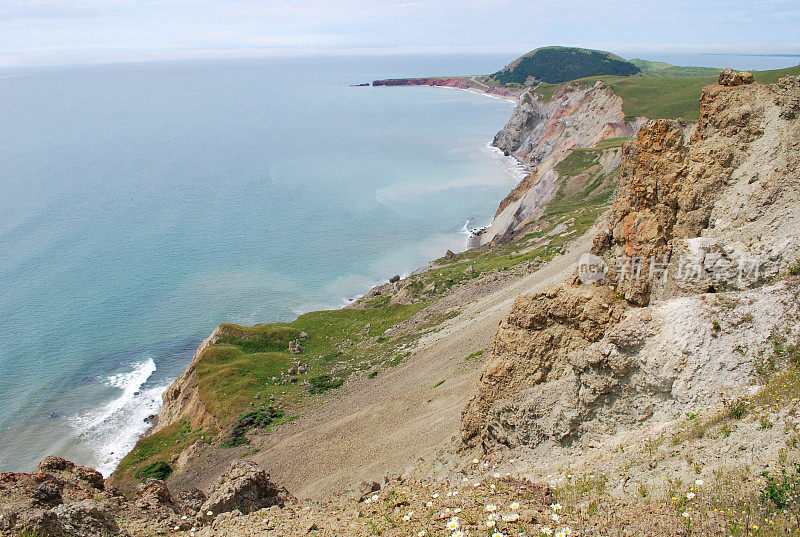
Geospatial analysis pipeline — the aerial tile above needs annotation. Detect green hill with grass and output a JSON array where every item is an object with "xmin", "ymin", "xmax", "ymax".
[
  {"xmin": 491, "ymin": 46, "xmax": 641, "ymax": 85},
  {"xmin": 529, "ymin": 62, "xmax": 800, "ymax": 121}
]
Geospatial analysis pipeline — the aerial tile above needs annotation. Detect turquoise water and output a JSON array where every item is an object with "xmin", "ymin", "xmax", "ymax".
[{"xmin": 0, "ymin": 55, "xmax": 523, "ymax": 474}]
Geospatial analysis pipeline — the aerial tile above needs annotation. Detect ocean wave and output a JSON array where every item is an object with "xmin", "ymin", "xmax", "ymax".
[
  {"xmin": 70, "ymin": 358, "xmax": 166, "ymax": 476},
  {"xmin": 483, "ymin": 142, "xmax": 529, "ymax": 182}
]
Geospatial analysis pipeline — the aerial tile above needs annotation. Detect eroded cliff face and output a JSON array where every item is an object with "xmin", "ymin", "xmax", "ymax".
[
  {"xmin": 594, "ymin": 75, "xmax": 800, "ymax": 305},
  {"xmin": 156, "ymin": 326, "xmax": 222, "ymax": 432},
  {"xmin": 463, "ymin": 74, "xmax": 800, "ymax": 452},
  {"xmin": 481, "ymin": 81, "xmax": 644, "ymax": 244}
]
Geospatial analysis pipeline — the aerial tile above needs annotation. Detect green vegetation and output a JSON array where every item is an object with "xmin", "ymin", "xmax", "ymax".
[
  {"xmin": 589, "ymin": 137, "xmax": 630, "ymax": 150},
  {"xmin": 307, "ymin": 374, "xmax": 345, "ymax": 394},
  {"xmin": 790, "ymin": 260, "xmax": 800, "ymax": 276},
  {"xmin": 433, "ymin": 379, "xmax": 446, "ymax": 388},
  {"xmin": 629, "ymin": 58, "xmax": 719, "ymax": 78},
  {"xmin": 465, "ymin": 350, "xmax": 484, "ymax": 361},
  {"xmin": 133, "ymin": 461, "xmax": 172, "ymax": 481},
  {"xmin": 114, "ymin": 419, "xmax": 207, "ymax": 488},
  {"xmin": 545, "ymin": 148, "xmax": 617, "ymax": 219},
  {"xmin": 761, "ymin": 464, "xmax": 800, "ymax": 511},
  {"xmin": 195, "ymin": 304, "xmax": 422, "ymax": 420},
  {"xmin": 491, "ymin": 47, "xmax": 640, "ymax": 85},
  {"xmin": 727, "ymin": 400, "xmax": 747, "ymax": 420},
  {"xmin": 753, "ymin": 64, "xmax": 800, "ymax": 84},
  {"xmin": 222, "ymin": 407, "xmax": 285, "ymax": 447},
  {"xmin": 407, "ymin": 143, "xmax": 616, "ymax": 302},
  {"xmin": 535, "ymin": 63, "xmax": 800, "ymax": 122}
]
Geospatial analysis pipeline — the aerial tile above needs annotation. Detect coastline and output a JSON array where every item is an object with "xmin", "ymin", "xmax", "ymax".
[{"xmin": 97, "ymin": 81, "xmax": 528, "ymax": 476}]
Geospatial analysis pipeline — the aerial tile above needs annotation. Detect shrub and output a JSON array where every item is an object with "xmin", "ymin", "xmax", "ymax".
[
  {"xmin": 134, "ymin": 461, "xmax": 172, "ymax": 481},
  {"xmin": 308, "ymin": 374, "xmax": 345, "ymax": 394},
  {"xmin": 223, "ymin": 407, "xmax": 284, "ymax": 448},
  {"xmin": 727, "ymin": 400, "xmax": 747, "ymax": 420},
  {"xmin": 761, "ymin": 464, "xmax": 800, "ymax": 510}
]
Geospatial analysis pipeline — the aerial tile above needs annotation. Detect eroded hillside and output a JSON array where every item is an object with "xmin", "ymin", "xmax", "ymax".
[{"xmin": 3, "ymin": 69, "xmax": 800, "ymax": 537}]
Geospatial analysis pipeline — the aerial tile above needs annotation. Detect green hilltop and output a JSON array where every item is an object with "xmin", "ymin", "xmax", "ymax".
[
  {"xmin": 492, "ymin": 48, "xmax": 800, "ymax": 122},
  {"xmin": 490, "ymin": 46, "xmax": 641, "ymax": 85}
]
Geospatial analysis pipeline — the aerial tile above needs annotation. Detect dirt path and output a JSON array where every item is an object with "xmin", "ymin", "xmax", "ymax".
[{"xmin": 176, "ymin": 231, "xmax": 596, "ymax": 499}]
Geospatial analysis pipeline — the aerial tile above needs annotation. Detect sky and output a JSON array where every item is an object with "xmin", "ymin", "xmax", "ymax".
[{"xmin": 1, "ymin": 0, "xmax": 799, "ymax": 67}]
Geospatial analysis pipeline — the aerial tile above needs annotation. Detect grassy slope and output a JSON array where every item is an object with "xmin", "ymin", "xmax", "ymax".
[
  {"xmin": 532, "ymin": 63, "xmax": 800, "ymax": 122},
  {"xmin": 114, "ymin": 304, "xmax": 421, "ymax": 486},
  {"xmin": 195, "ymin": 306, "xmax": 421, "ymax": 420}
]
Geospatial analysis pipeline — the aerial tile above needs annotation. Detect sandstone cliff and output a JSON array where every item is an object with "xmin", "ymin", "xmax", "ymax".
[
  {"xmin": 156, "ymin": 326, "xmax": 222, "ymax": 432},
  {"xmin": 463, "ymin": 73, "xmax": 800, "ymax": 453},
  {"xmin": 481, "ymin": 81, "xmax": 645, "ymax": 244}
]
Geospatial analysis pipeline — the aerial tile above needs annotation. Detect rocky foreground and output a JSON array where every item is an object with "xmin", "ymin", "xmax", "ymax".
[{"xmin": 3, "ymin": 69, "xmax": 800, "ymax": 536}]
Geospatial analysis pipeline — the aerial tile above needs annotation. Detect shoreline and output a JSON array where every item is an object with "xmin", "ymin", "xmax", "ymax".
[{"xmin": 29, "ymin": 75, "xmax": 529, "ymax": 479}]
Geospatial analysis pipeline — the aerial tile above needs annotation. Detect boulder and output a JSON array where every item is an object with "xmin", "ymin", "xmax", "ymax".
[
  {"xmin": 3, "ymin": 508, "xmax": 64, "ymax": 537},
  {"xmin": 52, "ymin": 499, "xmax": 122, "ymax": 537},
  {"xmin": 38, "ymin": 456, "xmax": 74, "ymax": 473},
  {"xmin": 76, "ymin": 466, "xmax": 105, "ymax": 490},
  {"xmin": 388, "ymin": 274, "xmax": 400, "ymax": 283},
  {"xmin": 353, "ymin": 480, "xmax": 381, "ymax": 501},
  {"xmin": 200, "ymin": 461, "xmax": 292, "ymax": 520},
  {"xmin": 389, "ymin": 286, "xmax": 415, "ymax": 305},
  {"xmin": 135, "ymin": 479, "xmax": 175, "ymax": 510},
  {"xmin": 444, "ymin": 249, "xmax": 456, "ymax": 260},
  {"xmin": 32, "ymin": 480, "xmax": 63, "ymax": 506},
  {"xmin": 174, "ymin": 488, "xmax": 207, "ymax": 515},
  {"xmin": 718, "ymin": 67, "xmax": 754, "ymax": 86}
]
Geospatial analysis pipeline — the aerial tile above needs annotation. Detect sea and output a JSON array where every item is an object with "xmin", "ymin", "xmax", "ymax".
[{"xmin": 0, "ymin": 52, "xmax": 796, "ymax": 476}]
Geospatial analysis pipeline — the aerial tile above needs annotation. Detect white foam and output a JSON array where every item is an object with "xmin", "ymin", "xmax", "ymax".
[
  {"xmin": 483, "ymin": 141, "xmax": 529, "ymax": 182},
  {"xmin": 70, "ymin": 358, "xmax": 166, "ymax": 476}
]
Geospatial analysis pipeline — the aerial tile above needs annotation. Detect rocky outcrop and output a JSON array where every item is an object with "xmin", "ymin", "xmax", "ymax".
[
  {"xmin": 482, "ymin": 81, "xmax": 644, "ymax": 244},
  {"xmin": 461, "ymin": 283, "xmax": 627, "ymax": 446},
  {"xmin": 200, "ymin": 461, "xmax": 293, "ymax": 521},
  {"xmin": 463, "ymin": 73, "xmax": 800, "ymax": 452},
  {"xmin": 594, "ymin": 73, "xmax": 800, "ymax": 305},
  {"xmin": 718, "ymin": 67, "xmax": 754, "ymax": 86},
  {"xmin": 156, "ymin": 326, "xmax": 223, "ymax": 432},
  {"xmin": 0, "ymin": 458, "xmax": 291, "ymax": 537},
  {"xmin": 0, "ymin": 457, "xmax": 124, "ymax": 536}
]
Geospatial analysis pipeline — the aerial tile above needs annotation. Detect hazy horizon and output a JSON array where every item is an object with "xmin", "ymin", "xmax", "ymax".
[{"xmin": 2, "ymin": 0, "xmax": 799, "ymax": 68}]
